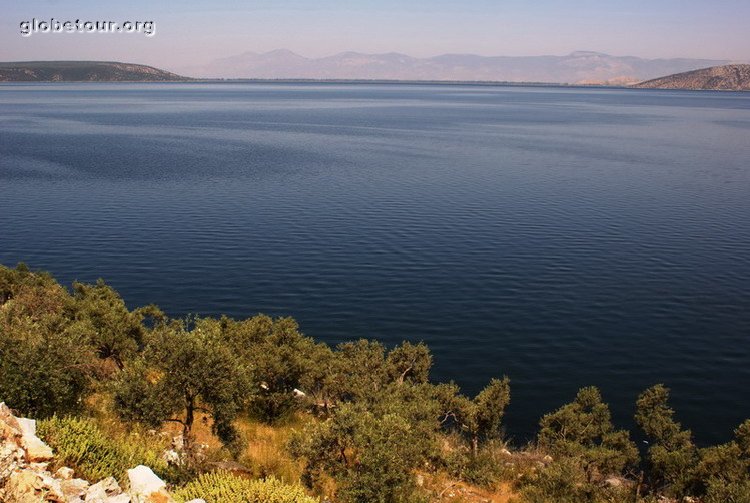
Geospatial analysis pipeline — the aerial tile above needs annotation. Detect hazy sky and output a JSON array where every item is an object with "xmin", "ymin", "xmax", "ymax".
[{"xmin": 2, "ymin": 0, "xmax": 749, "ymax": 72}]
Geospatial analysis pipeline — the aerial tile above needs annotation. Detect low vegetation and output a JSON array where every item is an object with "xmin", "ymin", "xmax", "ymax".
[
  {"xmin": 173, "ymin": 471, "xmax": 318, "ymax": 503},
  {"xmin": 1, "ymin": 262, "xmax": 749, "ymax": 502},
  {"xmin": 36, "ymin": 415, "xmax": 170, "ymax": 482}
]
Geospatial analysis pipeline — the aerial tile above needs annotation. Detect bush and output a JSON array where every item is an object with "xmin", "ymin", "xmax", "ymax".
[
  {"xmin": 112, "ymin": 319, "xmax": 252, "ymax": 460},
  {"xmin": 537, "ymin": 387, "xmax": 638, "ymax": 481},
  {"xmin": 635, "ymin": 385, "xmax": 698, "ymax": 497},
  {"xmin": 0, "ymin": 264, "xmax": 93, "ymax": 418},
  {"xmin": 0, "ymin": 327, "xmax": 92, "ymax": 418},
  {"xmin": 521, "ymin": 457, "xmax": 633, "ymax": 503},
  {"xmin": 37, "ymin": 416, "xmax": 170, "ymax": 482},
  {"xmin": 173, "ymin": 471, "xmax": 317, "ymax": 503},
  {"xmin": 288, "ymin": 403, "xmax": 427, "ymax": 503},
  {"xmin": 704, "ymin": 479, "xmax": 750, "ymax": 503},
  {"xmin": 445, "ymin": 447, "xmax": 505, "ymax": 488}
]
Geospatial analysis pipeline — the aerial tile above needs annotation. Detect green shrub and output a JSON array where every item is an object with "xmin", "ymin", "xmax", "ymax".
[
  {"xmin": 521, "ymin": 457, "xmax": 633, "ymax": 503},
  {"xmin": 635, "ymin": 385, "xmax": 698, "ymax": 497},
  {"xmin": 0, "ymin": 327, "xmax": 91, "ymax": 418},
  {"xmin": 0, "ymin": 264, "xmax": 93, "ymax": 418},
  {"xmin": 538, "ymin": 387, "xmax": 639, "ymax": 481},
  {"xmin": 445, "ymin": 446, "xmax": 506, "ymax": 488},
  {"xmin": 704, "ymin": 478, "xmax": 750, "ymax": 503},
  {"xmin": 173, "ymin": 471, "xmax": 317, "ymax": 503},
  {"xmin": 288, "ymin": 403, "xmax": 426, "ymax": 503},
  {"xmin": 37, "ymin": 416, "xmax": 170, "ymax": 482}
]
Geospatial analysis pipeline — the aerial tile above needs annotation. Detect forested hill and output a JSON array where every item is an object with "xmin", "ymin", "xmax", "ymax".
[
  {"xmin": 634, "ymin": 64, "xmax": 750, "ymax": 91},
  {"xmin": 0, "ymin": 61, "xmax": 189, "ymax": 82}
]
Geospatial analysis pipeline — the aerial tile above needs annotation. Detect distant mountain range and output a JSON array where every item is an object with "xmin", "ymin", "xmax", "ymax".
[
  {"xmin": 634, "ymin": 64, "xmax": 750, "ymax": 91},
  {"xmin": 177, "ymin": 50, "xmax": 732, "ymax": 84},
  {"xmin": 0, "ymin": 61, "xmax": 188, "ymax": 82},
  {"xmin": 2, "ymin": 59, "xmax": 747, "ymax": 90}
]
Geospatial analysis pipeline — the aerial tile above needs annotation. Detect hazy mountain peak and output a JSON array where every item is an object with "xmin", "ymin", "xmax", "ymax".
[
  {"xmin": 568, "ymin": 51, "xmax": 608, "ymax": 58},
  {"xmin": 263, "ymin": 49, "xmax": 304, "ymax": 58}
]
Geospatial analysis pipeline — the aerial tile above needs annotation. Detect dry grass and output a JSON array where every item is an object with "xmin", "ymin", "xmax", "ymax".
[
  {"xmin": 81, "ymin": 398, "xmax": 523, "ymax": 502},
  {"xmin": 420, "ymin": 470, "xmax": 519, "ymax": 503},
  {"xmin": 156, "ymin": 410, "xmax": 312, "ymax": 483},
  {"xmin": 86, "ymin": 393, "xmax": 316, "ymax": 486},
  {"xmin": 234, "ymin": 414, "xmax": 311, "ymax": 483}
]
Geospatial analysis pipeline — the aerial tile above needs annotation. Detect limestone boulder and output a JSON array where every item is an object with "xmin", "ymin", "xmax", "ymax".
[
  {"xmin": 56, "ymin": 466, "xmax": 75, "ymax": 480},
  {"xmin": 6, "ymin": 468, "xmax": 66, "ymax": 502},
  {"xmin": 16, "ymin": 417, "xmax": 54, "ymax": 462},
  {"xmin": 61, "ymin": 477, "xmax": 90, "ymax": 501},
  {"xmin": 85, "ymin": 476, "xmax": 123, "ymax": 501},
  {"xmin": 127, "ymin": 465, "xmax": 173, "ymax": 503}
]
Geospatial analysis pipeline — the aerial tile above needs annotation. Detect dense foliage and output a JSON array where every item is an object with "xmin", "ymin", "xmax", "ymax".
[
  {"xmin": 173, "ymin": 471, "xmax": 318, "ymax": 503},
  {"xmin": 1, "ymin": 263, "xmax": 749, "ymax": 502},
  {"xmin": 112, "ymin": 317, "xmax": 253, "ymax": 456}
]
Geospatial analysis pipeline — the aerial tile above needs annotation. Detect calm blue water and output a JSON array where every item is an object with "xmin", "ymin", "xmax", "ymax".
[{"xmin": 1, "ymin": 83, "xmax": 749, "ymax": 444}]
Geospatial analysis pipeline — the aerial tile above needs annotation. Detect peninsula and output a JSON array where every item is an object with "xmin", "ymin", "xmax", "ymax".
[{"xmin": 0, "ymin": 61, "xmax": 188, "ymax": 82}]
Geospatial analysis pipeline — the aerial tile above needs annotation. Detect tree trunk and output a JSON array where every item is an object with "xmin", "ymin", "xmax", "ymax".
[
  {"xmin": 113, "ymin": 354, "xmax": 125, "ymax": 371},
  {"xmin": 471, "ymin": 435, "xmax": 479, "ymax": 457},
  {"xmin": 635, "ymin": 470, "xmax": 644, "ymax": 501},
  {"xmin": 183, "ymin": 396, "xmax": 194, "ymax": 457}
]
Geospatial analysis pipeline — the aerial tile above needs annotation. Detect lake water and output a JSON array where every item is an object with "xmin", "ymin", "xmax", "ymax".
[{"xmin": 1, "ymin": 83, "xmax": 749, "ymax": 444}]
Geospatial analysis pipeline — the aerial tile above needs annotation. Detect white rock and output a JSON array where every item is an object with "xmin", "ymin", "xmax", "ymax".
[
  {"xmin": 160, "ymin": 449, "xmax": 180, "ymax": 465},
  {"xmin": 0, "ymin": 402, "xmax": 21, "ymax": 430},
  {"xmin": 127, "ymin": 465, "xmax": 171, "ymax": 503},
  {"xmin": 16, "ymin": 417, "xmax": 54, "ymax": 462},
  {"xmin": 0, "ymin": 436, "xmax": 25, "ymax": 483},
  {"xmin": 39, "ymin": 471, "xmax": 64, "ymax": 496},
  {"xmin": 86, "ymin": 476, "xmax": 122, "ymax": 501},
  {"xmin": 185, "ymin": 500, "xmax": 206, "ymax": 503},
  {"xmin": 62, "ymin": 477, "xmax": 90, "ymax": 501},
  {"xmin": 29, "ymin": 461, "xmax": 50, "ymax": 472},
  {"xmin": 86, "ymin": 485, "xmax": 108, "ymax": 501},
  {"xmin": 106, "ymin": 494, "xmax": 132, "ymax": 503},
  {"xmin": 6, "ymin": 469, "xmax": 44, "ymax": 500},
  {"xmin": 16, "ymin": 417, "xmax": 37, "ymax": 437},
  {"xmin": 127, "ymin": 465, "xmax": 164, "ymax": 493},
  {"xmin": 56, "ymin": 466, "xmax": 75, "ymax": 480}
]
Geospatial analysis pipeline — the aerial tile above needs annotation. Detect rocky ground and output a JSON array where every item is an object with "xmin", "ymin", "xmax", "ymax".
[{"xmin": 0, "ymin": 402, "xmax": 199, "ymax": 503}]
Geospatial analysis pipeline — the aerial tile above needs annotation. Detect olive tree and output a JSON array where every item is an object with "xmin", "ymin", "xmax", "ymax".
[
  {"xmin": 538, "ymin": 386, "xmax": 638, "ymax": 481},
  {"xmin": 0, "ymin": 264, "xmax": 93, "ymax": 417},
  {"xmin": 289, "ymin": 403, "xmax": 427, "ymax": 503},
  {"xmin": 217, "ymin": 315, "xmax": 322, "ymax": 422},
  {"xmin": 694, "ymin": 419, "xmax": 750, "ymax": 502},
  {"xmin": 113, "ymin": 318, "xmax": 253, "ymax": 458},
  {"xmin": 70, "ymin": 280, "xmax": 146, "ymax": 370},
  {"xmin": 436, "ymin": 377, "xmax": 511, "ymax": 455},
  {"xmin": 635, "ymin": 384, "xmax": 698, "ymax": 498}
]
